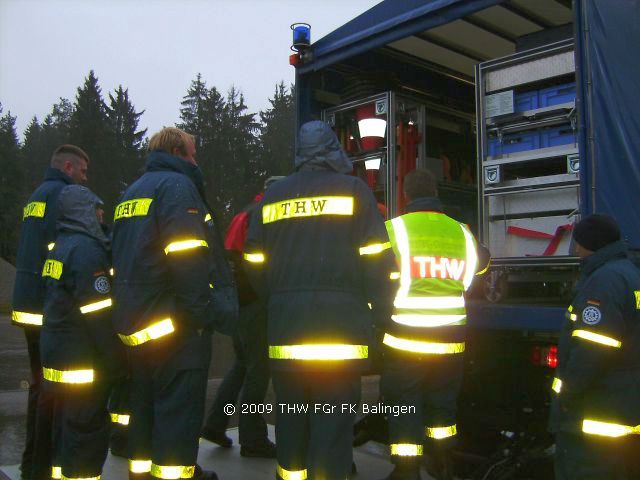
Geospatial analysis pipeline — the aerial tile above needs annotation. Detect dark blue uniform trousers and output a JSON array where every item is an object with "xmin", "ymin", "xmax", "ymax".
[
  {"xmin": 128, "ymin": 347, "xmax": 210, "ymax": 476},
  {"xmin": 203, "ymin": 302, "xmax": 270, "ymax": 445},
  {"xmin": 272, "ymin": 370, "xmax": 360, "ymax": 480},
  {"xmin": 555, "ymin": 432, "xmax": 633, "ymax": 480},
  {"xmin": 381, "ymin": 352, "xmax": 463, "ymax": 454},
  {"xmin": 54, "ymin": 383, "xmax": 111, "ymax": 479}
]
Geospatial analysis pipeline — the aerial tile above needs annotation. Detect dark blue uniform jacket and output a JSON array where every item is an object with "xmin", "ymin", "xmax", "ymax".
[
  {"xmin": 550, "ymin": 240, "xmax": 640, "ymax": 433},
  {"xmin": 12, "ymin": 168, "xmax": 73, "ymax": 327},
  {"xmin": 111, "ymin": 151, "xmax": 234, "ymax": 368},
  {"xmin": 41, "ymin": 233, "xmax": 123, "ymax": 385},
  {"xmin": 245, "ymin": 121, "xmax": 395, "ymax": 373}
]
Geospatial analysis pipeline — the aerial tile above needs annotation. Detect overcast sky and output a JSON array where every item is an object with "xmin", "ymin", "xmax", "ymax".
[{"xmin": 0, "ymin": 0, "xmax": 381, "ymax": 140}]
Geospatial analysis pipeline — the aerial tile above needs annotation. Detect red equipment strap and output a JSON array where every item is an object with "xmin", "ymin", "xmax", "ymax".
[{"xmin": 506, "ymin": 224, "xmax": 573, "ymax": 256}]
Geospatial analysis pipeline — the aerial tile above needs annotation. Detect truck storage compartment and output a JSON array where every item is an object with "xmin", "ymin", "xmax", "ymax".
[{"xmin": 486, "ymin": 187, "xmax": 578, "ymax": 258}]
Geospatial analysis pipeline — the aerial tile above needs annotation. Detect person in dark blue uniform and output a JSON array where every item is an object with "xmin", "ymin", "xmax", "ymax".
[
  {"xmin": 201, "ymin": 176, "xmax": 284, "ymax": 458},
  {"xmin": 11, "ymin": 144, "xmax": 89, "ymax": 480},
  {"xmin": 112, "ymin": 127, "xmax": 233, "ymax": 480},
  {"xmin": 40, "ymin": 185, "xmax": 124, "ymax": 480},
  {"xmin": 550, "ymin": 214, "xmax": 640, "ymax": 480},
  {"xmin": 244, "ymin": 121, "xmax": 395, "ymax": 480}
]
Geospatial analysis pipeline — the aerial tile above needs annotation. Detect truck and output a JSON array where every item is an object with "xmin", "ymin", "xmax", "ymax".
[{"xmin": 291, "ymin": 1, "xmax": 640, "ymax": 478}]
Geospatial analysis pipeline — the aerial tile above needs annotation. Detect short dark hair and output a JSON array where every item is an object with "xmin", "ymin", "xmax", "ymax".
[
  {"xmin": 51, "ymin": 144, "xmax": 90, "ymax": 168},
  {"xmin": 403, "ymin": 169, "xmax": 437, "ymax": 201}
]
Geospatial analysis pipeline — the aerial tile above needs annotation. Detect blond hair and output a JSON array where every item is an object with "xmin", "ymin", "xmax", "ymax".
[{"xmin": 148, "ymin": 127, "xmax": 195, "ymax": 156}]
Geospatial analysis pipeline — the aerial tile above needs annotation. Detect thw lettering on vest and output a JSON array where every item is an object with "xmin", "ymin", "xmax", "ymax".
[
  {"xmin": 262, "ymin": 196, "xmax": 353, "ymax": 224},
  {"xmin": 411, "ymin": 256, "xmax": 466, "ymax": 281},
  {"xmin": 114, "ymin": 198, "xmax": 153, "ymax": 221}
]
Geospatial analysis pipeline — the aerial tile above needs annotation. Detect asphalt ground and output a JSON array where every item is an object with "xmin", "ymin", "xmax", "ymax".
[{"xmin": 0, "ymin": 314, "xmax": 381, "ymax": 468}]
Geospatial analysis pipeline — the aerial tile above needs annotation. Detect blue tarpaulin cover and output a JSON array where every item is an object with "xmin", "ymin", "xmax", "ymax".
[
  {"xmin": 299, "ymin": 0, "xmax": 502, "ymax": 74},
  {"xmin": 576, "ymin": 0, "xmax": 640, "ymax": 248}
]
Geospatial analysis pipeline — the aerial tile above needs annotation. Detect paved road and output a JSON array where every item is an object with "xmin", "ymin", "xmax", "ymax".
[
  {"xmin": 0, "ymin": 315, "xmax": 237, "ymax": 465},
  {"xmin": 0, "ymin": 314, "xmax": 381, "ymax": 468}
]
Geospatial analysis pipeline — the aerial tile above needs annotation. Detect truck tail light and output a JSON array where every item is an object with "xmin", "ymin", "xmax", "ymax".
[{"xmin": 531, "ymin": 345, "xmax": 558, "ymax": 368}]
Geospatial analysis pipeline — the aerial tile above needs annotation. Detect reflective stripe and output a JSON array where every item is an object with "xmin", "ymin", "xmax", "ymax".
[
  {"xmin": 23, "ymin": 201, "xmax": 46, "ymax": 219},
  {"xmin": 244, "ymin": 252, "xmax": 265, "ymax": 263},
  {"xmin": 635, "ymin": 291, "xmax": 640, "ymax": 309},
  {"xmin": 359, "ymin": 242, "xmax": 391, "ymax": 255},
  {"xmin": 391, "ymin": 217, "xmax": 412, "ymax": 301},
  {"xmin": 582, "ymin": 419, "xmax": 640, "ymax": 437},
  {"xmin": 164, "ymin": 239, "xmax": 208, "ymax": 255},
  {"xmin": 150, "ymin": 464, "xmax": 195, "ymax": 479},
  {"xmin": 262, "ymin": 196, "xmax": 354, "ymax": 224},
  {"xmin": 129, "ymin": 459, "xmax": 152, "ymax": 473},
  {"xmin": 460, "ymin": 224, "xmax": 478, "ymax": 290},
  {"xmin": 118, "ymin": 318, "xmax": 175, "ymax": 346},
  {"xmin": 11, "ymin": 310, "xmax": 43, "ymax": 326},
  {"xmin": 383, "ymin": 333, "xmax": 465, "ymax": 355},
  {"xmin": 572, "ymin": 329, "xmax": 622, "ymax": 348},
  {"xmin": 476, "ymin": 259, "xmax": 490, "ymax": 276},
  {"xmin": 391, "ymin": 314, "xmax": 466, "ymax": 328},
  {"xmin": 552, "ymin": 377, "xmax": 562, "ymax": 393},
  {"xmin": 80, "ymin": 298, "xmax": 112, "ymax": 314},
  {"xmin": 426, "ymin": 424, "xmax": 457, "ymax": 439},
  {"xmin": 110, "ymin": 413, "xmax": 130, "ymax": 425},
  {"xmin": 43, "ymin": 259, "xmax": 63, "ymax": 279},
  {"xmin": 52, "ymin": 466, "xmax": 62, "ymax": 479},
  {"xmin": 43, "ymin": 367, "xmax": 94, "ymax": 384},
  {"xmin": 204, "ymin": 213, "xmax": 212, "ymax": 222},
  {"xmin": 390, "ymin": 444, "xmax": 423, "ymax": 456},
  {"xmin": 394, "ymin": 295, "xmax": 465, "ymax": 310},
  {"xmin": 47, "ymin": 242, "xmax": 55, "ymax": 251},
  {"xmin": 61, "ymin": 474, "xmax": 100, "ymax": 480},
  {"xmin": 390, "ymin": 271, "xmax": 401, "ymax": 280},
  {"xmin": 269, "ymin": 344, "xmax": 368, "ymax": 360},
  {"xmin": 276, "ymin": 465, "xmax": 307, "ymax": 480},
  {"xmin": 114, "ymin": 198, "xmax": 153, "ymax": 221}
]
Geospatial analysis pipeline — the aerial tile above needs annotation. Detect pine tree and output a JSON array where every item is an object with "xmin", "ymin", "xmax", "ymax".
[
  {"xmin": 22, "ymin": 116, "xmax": 45, "ymax": 192},
  {"xmin": 259, "ymin": 82, "xmax": 295, "ymax": 177},
  {"xmin": 0, "ymin": 104, "xmax": 24, "ymax": 262},
  {"xmin": 69, "ymin": 70, "xmax": 116, "ymax": 208},
  {"xmin": 107, "ymin": 85, "xmax": 147, "ymax": 194},
  {"xmin": 177, "ymin": 73, "xmax": 209, "ymax": 147},
  {"xmin": 218, "ymin": 86, "xmax": 260, "ymax": 219}
]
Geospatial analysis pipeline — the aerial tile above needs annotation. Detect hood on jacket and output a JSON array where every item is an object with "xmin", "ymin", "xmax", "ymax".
[
  {"xmin": 57, "ymin": 185, "xmax": 109, "ymax": 246},
  {"xmin": 146, "ymin": 150, "xmax": 207, "ymax": 201},
  {"xmin": 295, "ymin": 121, "xmax": 352, "ymax": 174}
]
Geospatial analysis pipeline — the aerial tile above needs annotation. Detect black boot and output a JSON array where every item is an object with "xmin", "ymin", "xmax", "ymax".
[
  {"xmin": 380, "ymin": 457, "xmax": 422, "ymax": 480},
  {"xmin": 193, "ymin": 464, "xmax": 218, "ymax": 480},
  {"xmin": 201, "ymin": 427, "xmax": 232, "ymax": 448},
  {"xmin": 240, "ymin": 439, "xmax": 276, "ymax": 458}
]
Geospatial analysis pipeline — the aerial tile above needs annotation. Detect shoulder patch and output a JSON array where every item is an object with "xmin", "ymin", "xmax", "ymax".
[
  {"xmin": 94, "ymin": 276, "xmax": 111, "ymax": 294},
  {"xmin": 582, "ymin": 305, "xmax": 602, "ymax": 326},
  {"xmin": 187, "ymin": 208, "xmax": 199, "ymax": 214},
  {"xmin": 586, "ymin": 299, "xmax": 601, "ymax": 306}
]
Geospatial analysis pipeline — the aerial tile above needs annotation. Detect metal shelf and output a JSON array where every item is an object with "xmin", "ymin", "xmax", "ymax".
[
  {"xmin": 485, "ymin": 145, "xmax": 578, "ymax": 166},
  {"xmin": 487, "ymin": 101, "xmax": 575, "ymax": 128}
]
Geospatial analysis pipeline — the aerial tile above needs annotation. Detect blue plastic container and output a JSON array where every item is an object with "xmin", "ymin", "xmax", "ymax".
[
  {"xmin": 487, "ymin": 138, "xmax": 501, "ymax": 157},
  {"xmin": 500, "ymin": 130, "xmax": 541, "ymax": 155},
  {"xmin": 540, "ymin": 126, "xmax": 576, "ymax": 148},
  {"xmin": 514, "ymin": 90, "xmax": 539, "ymax": 112},
  {"xmin": 538, "ymin": 82, "xmax": 576, "ymax": 108}
]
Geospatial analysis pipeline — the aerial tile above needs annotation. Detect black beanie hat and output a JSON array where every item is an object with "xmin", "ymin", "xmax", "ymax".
[{"xmin": 573, "ymin": 214, "xmax": 621, "ymax": 252}]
